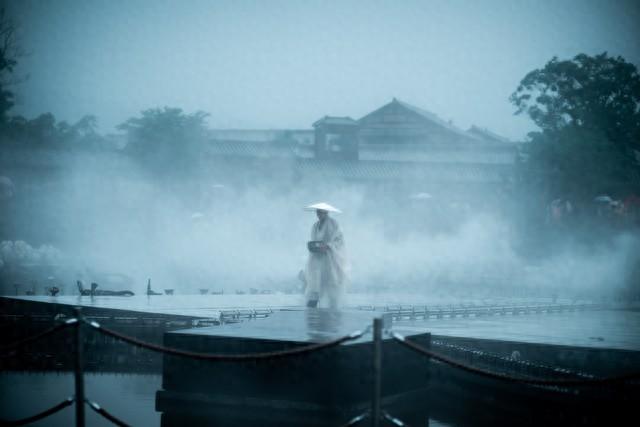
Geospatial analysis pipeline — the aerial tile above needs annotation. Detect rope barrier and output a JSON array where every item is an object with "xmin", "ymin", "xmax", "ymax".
[
  {"xmin": 85, "ymin": 319, "xmax": 370, "ymax": 361},
  {"xmin": 391, "ymin": 331, "xmax": 640, "ymax": 386},
  {"xmin": 382, "ymin": 411, "xmax": 410, "ymax": 427},
  {"xmin": 431, "ymin": 339, "xmax": 596, "ymax": 381},
  {"xmin": 339, "ymin": 412, "xmax": 369, "ymax": 426},
  {"xmin": 0, "ymin": 397, "xmax": 74, "ymax": 426},
  {"xmin": 0, "ymin": 318, "xmax": 76, "ymax": 354},
  {"xmin": 4, "ymin": 312, "xmax": 638, "ymax": 427},
  {"xmin": 85, "ymin": 399, "xmax": 131, "ymax": 427}
]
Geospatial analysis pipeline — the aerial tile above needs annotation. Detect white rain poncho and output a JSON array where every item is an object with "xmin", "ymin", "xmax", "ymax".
[{"xmin": 304, "ymin": 216, "xmax": 349, "ymax": 306}]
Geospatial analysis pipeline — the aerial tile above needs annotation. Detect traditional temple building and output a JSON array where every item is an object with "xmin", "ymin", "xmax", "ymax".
[{"xmin": 204, "ymin": 99, "xmax": 518, "ymax": 196}]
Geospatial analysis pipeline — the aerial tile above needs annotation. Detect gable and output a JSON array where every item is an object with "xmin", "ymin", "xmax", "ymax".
[
  {"xmin": 358, "ymin": 100, "xmax": 426, "ymax": 127},
  {"xmin": 358, "ymin": 99, "xmax": 480, "ymax": 144}
]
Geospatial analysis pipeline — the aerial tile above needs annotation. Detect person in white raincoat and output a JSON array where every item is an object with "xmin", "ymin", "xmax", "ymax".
[{"xmin": 303, "ymin": 202, "xmax": 349, "ymax": 308}]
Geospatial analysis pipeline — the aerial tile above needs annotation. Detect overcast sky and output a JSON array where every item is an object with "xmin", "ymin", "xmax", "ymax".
[{"xmin": 5, "ymin": 0, "xmax": 640, "ymax": 140}]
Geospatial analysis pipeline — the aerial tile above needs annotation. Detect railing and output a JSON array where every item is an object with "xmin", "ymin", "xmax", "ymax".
[
  {"xmin": 357, "ymin": 301, "xmax": 605, "ymax": 321},
  {"xmin": 1, "ymin": 306, "xmax": 639, "ymax": 427}
]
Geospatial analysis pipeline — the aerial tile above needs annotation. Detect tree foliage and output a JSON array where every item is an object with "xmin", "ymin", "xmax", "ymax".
[
  {"xmin": 520, "ymin": 126, "xmax": 634, "ymax": 198},
  {"xmin": 511, "ymin": 53, "xmax": 640, "ymax": 199},
  {"xmin": 2, "ymin": 113, "xmax": 107, "ymax": 149},
  {"xmin": 117, "ymin": 107, "xmax": 210, "ymax": 176},
  {"xmin": 0, "ymin": 8, "xmax": 19, "ymax": 122},
  {"xmin": 511, "ymin": 53, "xmax": 640, "ymax": 145}
]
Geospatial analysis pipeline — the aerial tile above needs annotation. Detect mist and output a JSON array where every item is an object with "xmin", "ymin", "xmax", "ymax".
[
  {"xmin": 2, "ymin": 146, "xmax": 637, "ymax": 303},
  {"xmin": 2, "ymin": 4, "xmax": 640, "ymax": 427},
  {"xmin": 1, "ymin": 1, "xmax": 639, "ymax": 304}
]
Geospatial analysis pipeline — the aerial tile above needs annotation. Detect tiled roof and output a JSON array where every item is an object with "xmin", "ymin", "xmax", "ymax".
[
  {"xmin": 204, "ymin": 140, "xmax": 295, "ymax": 158},
  {"xmin": 395, "ymin": 99, "xmax": 475, "ymax": 140},
  {"xmin": 359, "ymin": 144, "xmax": 516, "ymax": 164},
  {"xmin": 208, "ymin": 129, "xmax": 312, "ymax": 143},
  {"xmin": 359, "ymin": 98, "xmax": 479, "ymax": 142},
  {"xmin": 294, "ymin": 159, "xmax": 510, "ymax": 183},
  {"xmin": 467, "ymin": 125, "xmax": 512, "ymax": 144},
  {"xmin": 312, "ymin": 116, "xmax": 358, "ymax": 127}
]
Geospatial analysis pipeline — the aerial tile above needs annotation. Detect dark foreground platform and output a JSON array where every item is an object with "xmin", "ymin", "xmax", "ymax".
[{"xmin": 156, "ymin": 309, "xmax": 431, "ymax": 426}]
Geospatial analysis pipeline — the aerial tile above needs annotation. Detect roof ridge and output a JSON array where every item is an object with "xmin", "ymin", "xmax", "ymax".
[
  {"xmin": 394, "ymin": 99, "xmax": 470, "ymax": 135},
  {"xmin": 358, "ymin": 98, "xmax": 476, "ymax": 142},
  {"xmin": 467, "ymin": 124, "xmax": 512, "ymax": 143}
]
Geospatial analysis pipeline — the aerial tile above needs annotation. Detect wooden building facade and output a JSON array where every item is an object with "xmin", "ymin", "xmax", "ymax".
[{"xmin": 204, "ymin": 99, "xmax": 519, "ymax": 192}]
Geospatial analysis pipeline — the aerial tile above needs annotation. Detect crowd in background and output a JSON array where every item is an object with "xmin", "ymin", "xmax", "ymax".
[{"xmin": 545, "ymin": 193, "xmax": 640, "ymax": 231}]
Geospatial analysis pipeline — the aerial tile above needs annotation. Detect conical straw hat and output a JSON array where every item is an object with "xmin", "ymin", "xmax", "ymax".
[{"xmin": 304, "ymin": 202, "xmax": 342, "ymax": 213}]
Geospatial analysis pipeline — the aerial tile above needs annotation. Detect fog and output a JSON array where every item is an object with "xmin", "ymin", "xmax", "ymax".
[
  {"xmin": 2, "ymin": 148, "xmax": 637, "ymax": 302},
  {"xmin": 7, "ymin": 0, "xmax": 640, "ymax": 141},
  {"xmin": 1, "ymin": 0, "xmax": 639, "ymax": 303},
  {"xmin": 3, "ymin": 4, "xmax": 640, "ymax": 427}
]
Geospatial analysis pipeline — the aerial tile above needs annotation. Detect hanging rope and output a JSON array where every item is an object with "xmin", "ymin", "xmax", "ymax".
[
  {"xmin": 391, "ymin": 331, "xmax": 640, "ymax": 386},
  {"xmin": 85, "ymin": 319, "xmax": 370, "ymax": 361},
  {"xmin": 85, "ymin": 399, "xmax": 131, "ymax": 427},
  {"xmin": 0, "ymin": 397, "xmax": 73, "ymax": 426},
  {"xmin": 382, "ymin": 411, "xmax": 410, "ymax": 427},
  {"xmin": 339, "ymin": 412, "xmax": 369, "ymax": 426}
]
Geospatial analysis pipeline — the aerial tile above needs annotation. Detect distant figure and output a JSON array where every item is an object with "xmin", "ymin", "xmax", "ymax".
[
  {"xmin": 77, "ymin": 280, "xmax": 90, "ymax": 296},
  {"xmin": 146, "ymin": 279, "xmax": 162, "ymax": 296},
  {"xmin": 546, "ymin": 198, "xmax": 573, "ymax": 227},
  {"xmin": 47, "ymin": 286, "xmax": 60, "ymax": 296},
  {"xmin": 76, "ymin": 279, "xmax": 135, "ymax": 297},
  {"xmin": 27, "ymin": 282, "xmax": 37, "ymax": 296},
  {"xmin": 303, "ymin": 202, "xmax": 349, "ymax": 309}
]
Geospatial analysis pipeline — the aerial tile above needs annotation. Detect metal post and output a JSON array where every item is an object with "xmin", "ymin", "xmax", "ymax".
[
  {"xmin": 425, "ymin": 332, "xmax": 432, "ymax": 426},
  {"xmin": 73, "ymin": 307, "xmax": 85, "ymax": 427},
  {"xmin": 372, "ymin": 317, "xmax": 382, "ymax": 427}
]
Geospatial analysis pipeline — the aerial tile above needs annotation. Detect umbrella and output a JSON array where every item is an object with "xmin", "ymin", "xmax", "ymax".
[{"xmin": 594, "ymin": 195, "xmax": 613, "ymax": 203}]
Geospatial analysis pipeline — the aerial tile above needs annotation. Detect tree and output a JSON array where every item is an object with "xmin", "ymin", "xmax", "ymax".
[
  {"xmin": 25, "ymin": 113, "xmax": 57, "ymax": 145},
  {"xmin": 519, "ymin": 126, "xmax": 634, "ymax": 199},
  {"xmin": 1, "ymin": 112, "xmax": 107, "ymax": 150},
  {"xmin": 511, "ymin": 53, "xmax": 640, "ymax": 143},
  {"xmin": 0, "ymin": 8, "xmax": 20, "ymax": 123},
  {"xmin": 118, "ymin": 107, "xmax": 210, "ymax": 176},
  {"xmin": 511, "ymin": 53, "xmax": 640, "ymax": 199},
  {"xmin": 60, "ymin": 115, "xmax": 104, "ymax": 148}
]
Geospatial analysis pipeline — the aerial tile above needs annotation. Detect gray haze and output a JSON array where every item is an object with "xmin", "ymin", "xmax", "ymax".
[
  {"xmin": 2, "ymin": 0, "xmax": 639, "ymax": 301},
  {"xmin": 3, "ymin": 149, "xmax": 637, "ymax": 301},
  {"xmin": 6, "ymin": 0, "xmax": 640, "ymax": 140}
]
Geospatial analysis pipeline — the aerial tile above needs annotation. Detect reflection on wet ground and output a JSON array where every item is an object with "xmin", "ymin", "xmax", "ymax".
[
  {"xmin": 305, "ymin": 308, "xmax": 343, "ymax": 341},
  {"xmin": 2, "ymin": 296, "xmax": 639, "ymax": 426},
  {"xmin": 0, "ymin": 373, "xmax": 161, "ymax": 427},
  {"xmin": 159, "ymin": 310, "xmax": 430, "ymax": 425},
  {"xmin": 0, "ymin": 373, "xmax": 452, "ymax": 427}
]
